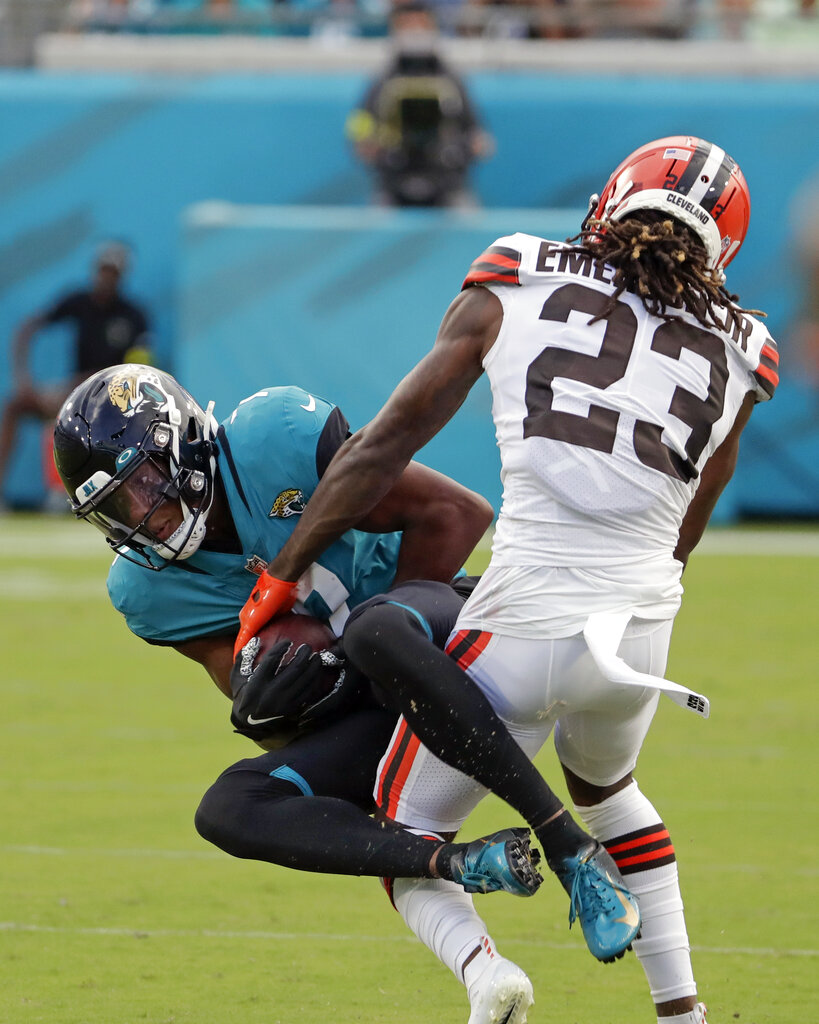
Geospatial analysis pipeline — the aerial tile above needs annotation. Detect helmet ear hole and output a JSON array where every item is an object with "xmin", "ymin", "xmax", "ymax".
[
  {"xmin": 153, "ymin": 426, "xmax": 171, "ymax": 449},
  {"xmin": 185, "ymin": 470, "xmax": 206, "ymax": 498}
]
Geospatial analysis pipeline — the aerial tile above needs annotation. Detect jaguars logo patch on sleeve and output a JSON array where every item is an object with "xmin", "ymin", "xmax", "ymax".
[{"xmin": 269, "ymin": 488, "xmax": 306, "ymax": 518}]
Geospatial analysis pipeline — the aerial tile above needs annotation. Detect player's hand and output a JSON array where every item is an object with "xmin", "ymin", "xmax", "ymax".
[
  {"xmin": 230, "ymin": 639, "xmax": 326, "ymax": 739},
  {"xmin": 296, "ymin": 653, "xmax": 366, "ymax": 730},
  {"xmin": 233, "ymin": 572, "xmax": 298, "ymax": 657},
  {"xmin": 229, "ymin": 639, "xmax": 350, "ymax": 741}
]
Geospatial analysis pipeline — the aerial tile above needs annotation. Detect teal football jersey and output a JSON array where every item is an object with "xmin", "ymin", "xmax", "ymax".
[{"xmin": 107, "ymin": 386, "xmax": 402, "ymax": 644}]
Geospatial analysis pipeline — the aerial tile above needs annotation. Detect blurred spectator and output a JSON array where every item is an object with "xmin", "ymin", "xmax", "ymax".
[
  {"xmin": 67, "ymin": 0, "xmax": 155, "ymax": 30},
  {"xmin": 0, "ymin": 242, "xmax": 152, "ymax": 508},
  {"xmin": 63, "ymin": 0, "xmax": 816, "ymax": 40},
  {"xmin": 460, "ymin": 0, "xmax": 583, "ymax": 40},
  {"xmin": 66, "ymin": 0, "xmax": 276, "ymax": 34},
  {"xmin": 346, "ymin": 1, "xmax": 494, "ymax": 207}
]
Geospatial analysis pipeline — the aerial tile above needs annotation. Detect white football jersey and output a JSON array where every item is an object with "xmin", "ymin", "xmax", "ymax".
[{"xmin": 457, "ymin": 232, "xmax": 779, "ymax": 636}]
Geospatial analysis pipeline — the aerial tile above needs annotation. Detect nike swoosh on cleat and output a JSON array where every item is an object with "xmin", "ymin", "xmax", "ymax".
[
  {"xmin": 614, "ymin": 887, "xmax": 640, "ymax": 928},
  {"xmin": 247, "ymin": 713, "xmax": 286, "ymax": 725},
  {"xmin": 300, "ymin": 395, "xmax": 316, "ymax": 412}
]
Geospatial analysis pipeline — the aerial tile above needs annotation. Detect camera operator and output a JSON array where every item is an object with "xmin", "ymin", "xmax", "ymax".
[{"xmin": 346, "ymin": 1, "xmax": 495, "ymax": 208}]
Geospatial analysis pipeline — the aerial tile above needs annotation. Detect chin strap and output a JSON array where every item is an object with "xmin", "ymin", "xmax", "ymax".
[
  {"xmin": 152, "ymin": 400, "xmax": 219, "ymax": 561},
  {"xmin": 580, "ymin": 192, "xmax": 600, "ymax": 232}
]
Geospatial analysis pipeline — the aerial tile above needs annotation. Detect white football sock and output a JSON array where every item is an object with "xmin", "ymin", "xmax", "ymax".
[
  {"xmin": 462, "ymin": 936, "xmax": 501, "ymax": 998},
  {"xmin": 575, "ymin": 780, "xmax": 698, "ymax": 1004},
  {"xmin": 391, "ymin": 876, "xmax": 494, "ymax": 985}
]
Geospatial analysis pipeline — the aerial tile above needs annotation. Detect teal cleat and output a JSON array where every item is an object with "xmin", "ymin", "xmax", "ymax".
[
  {"xmin": 450, "ymin": 828, "xmax": 543, "ymax": 897},
  {"xmin": 557, "ymin": 840, "xmax": 641, "ymax": 962}
]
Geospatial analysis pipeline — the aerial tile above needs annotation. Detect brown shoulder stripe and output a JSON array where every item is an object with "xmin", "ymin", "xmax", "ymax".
[
  {"xmin": 754, "ymin": 340, "xmax": 779, "ymax": 397},
  {"xmin": 462, "ymin": 245, "xmax": 522, "ymax": 289}
]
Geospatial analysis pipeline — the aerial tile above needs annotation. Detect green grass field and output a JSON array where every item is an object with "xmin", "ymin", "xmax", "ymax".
[{"xmin": 2, "ymin": 516, "xmax": 817, "ymax": 1024}]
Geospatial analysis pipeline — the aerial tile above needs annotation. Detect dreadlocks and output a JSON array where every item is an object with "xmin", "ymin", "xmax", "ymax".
[{"xmin": 568, "ymin": 211, "xmax": 764, "ymax": 332}]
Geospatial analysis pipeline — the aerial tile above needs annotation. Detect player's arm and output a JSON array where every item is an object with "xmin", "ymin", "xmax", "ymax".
[
  {"xmin": 674, "ymin": 391, "xmax": 756, "ymax": 568},
  {"xmin": 354, "ymin": 460, "xmax": 493, "ymax": 587},
  {"xmin": 172, "ymin": 635, "xmax": 235, "ymax": 697},
  {"xmin": 234, "ymin": 286, "xmax": 503, "ymax": 648}
]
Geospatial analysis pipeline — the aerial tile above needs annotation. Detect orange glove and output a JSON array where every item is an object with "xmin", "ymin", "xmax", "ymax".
[{"xmin": 233, "ymin": 571, "xmax": 299, "ymax": 657}]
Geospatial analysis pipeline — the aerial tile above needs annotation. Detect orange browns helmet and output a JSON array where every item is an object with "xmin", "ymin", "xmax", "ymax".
[{"xmin": 589, "ymin": 136, "xmax": 751, "ymax": 271}]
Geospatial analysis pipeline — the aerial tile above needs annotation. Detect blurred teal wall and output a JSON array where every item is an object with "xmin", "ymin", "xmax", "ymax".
[
  {"xmin": 178, "ymin": 204, "xmax": 582, "ymax": 516},
  {"xmin": 0, "ymin": 70, "xmax": 816, "ymax": 513}
]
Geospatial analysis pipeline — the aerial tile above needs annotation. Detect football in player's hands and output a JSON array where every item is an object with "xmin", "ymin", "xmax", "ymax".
[
  {"xmin": 231, "ymin": 613, "xmax": 349, "ymax": 746},
  {"xmin": 247, "ymin": 613, "xmax": 336, "ymax": 674}
]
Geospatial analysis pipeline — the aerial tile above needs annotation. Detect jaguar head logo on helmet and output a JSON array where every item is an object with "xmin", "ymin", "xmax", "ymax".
[
  {"xmin": 586, "ymin": 135, "xmax": 751, "ymax": 273},
  {"xmin": 107, "ymin": 369, "xmax": 167, "ymax": 418},
  {"xmin": 53, "ymin": 364, "xmax": 218, "ymax": 569}
]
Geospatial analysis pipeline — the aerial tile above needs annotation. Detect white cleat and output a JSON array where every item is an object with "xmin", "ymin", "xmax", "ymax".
[
  {"xmin": 659, "ymin": 1002, "xmax": 708, "ymax": 1024},
  {"xmin": 467, "ymin": 956, "xmax": 534, "ymax": 1024}
]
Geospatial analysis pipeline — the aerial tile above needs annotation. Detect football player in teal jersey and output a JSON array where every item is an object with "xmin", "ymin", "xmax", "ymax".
[{"xmin": 52, "ymin": 363, "xmax": 541, "ymax": 898}]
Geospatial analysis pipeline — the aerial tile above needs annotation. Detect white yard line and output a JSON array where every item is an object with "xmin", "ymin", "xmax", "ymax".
[
  {"xmin": 692, "ymin": 529, "xmax": 819, "ymax": 556},
  {"xmin": 4, "ymin": 844, "xmax": 223, "ymax": 860},
  {"xmin": 0, "ymin": 570, "xmax": 110, "ymax": 599},
  {"xmin": 473, "ymin": 527, "xmax": 819, "ymax": 558},
  {"xmin": 0, "ymin": 520, "xmax": 105, "ymax": 557},
  {"xmin": 0, "ymin": 920, "xmax": 814, "ymax": 957},
  {"xmin": 3, "ymin": 522, "xmax": 819, "ymax": 562}
]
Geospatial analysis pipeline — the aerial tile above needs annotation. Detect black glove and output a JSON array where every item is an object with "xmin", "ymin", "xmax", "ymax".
[{"xmin": 229, "ymin": 638, "xmax": 360, "ymax": 743}]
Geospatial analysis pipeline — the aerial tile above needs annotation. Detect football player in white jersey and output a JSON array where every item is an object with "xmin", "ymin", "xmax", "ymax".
[{"xmin": 237, "ymin": 136, "xmax": 778, "ymax": 1024}]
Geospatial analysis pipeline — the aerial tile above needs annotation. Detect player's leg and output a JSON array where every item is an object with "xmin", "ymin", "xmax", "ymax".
[
  {"xmin": 195, "ymin": 706, "xmax": 534, "ymax": 887},
  {"xmin": 555, "ymin": 621, "xmax": 705, "ymax": 1023},
  {"xmin": 366, "ymin": 609, "xmax": 640, "ymax": 962},
  {"xmin": 343, "ymin": 581, "xmax": 591, "ymax": 869},
  {"xmin": 390, "ymin": 876, "xmax": 533, "ymax": 1024},
  {"xmin": 374, "ymin": 720, "xmax": 540, "ymax": 1021}
]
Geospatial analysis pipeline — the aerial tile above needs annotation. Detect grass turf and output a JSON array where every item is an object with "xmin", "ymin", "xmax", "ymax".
[{"xmin": 1, "ymin": 516, "xmax": 816, "ymax": 1023}]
